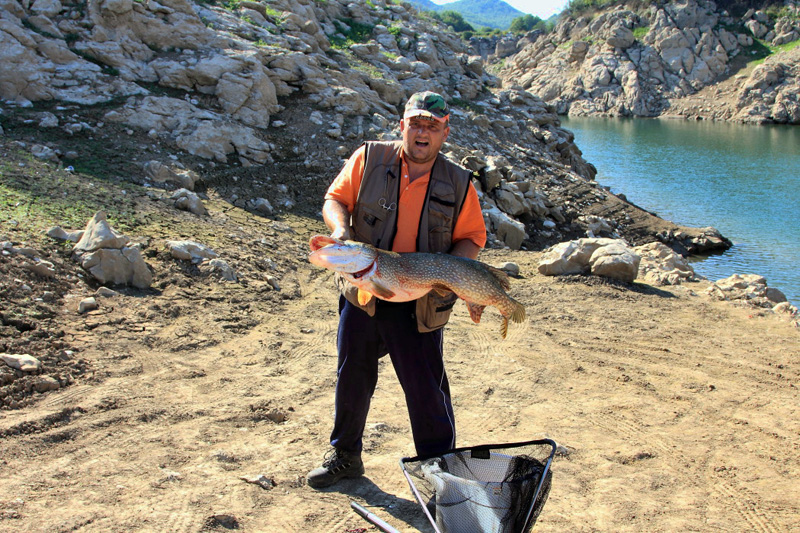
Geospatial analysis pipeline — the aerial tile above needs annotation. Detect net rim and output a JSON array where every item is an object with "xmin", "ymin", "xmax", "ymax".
[{"xmin": 400, "ymin": 437, "xmax": 557, "ymax": 466}]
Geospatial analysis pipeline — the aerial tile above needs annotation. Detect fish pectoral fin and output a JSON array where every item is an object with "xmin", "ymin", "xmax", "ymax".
[
  {"xmin": 501, "ymin": 317, "xmax": 509, "ymax": 339},
  {"xmin": 466, "ymin": 302, "xmax": 485, "ymax": 324},
  {"xmin": 357, "ymin": 289, "xmax": 374, "ymax": 306},
  {"xmin": 431, "ymin": 284, "xmax": 452, "ymax": 297},
  {"xmin": 365, "ymin": 281, "xmax": 396, "ymax": 301}
]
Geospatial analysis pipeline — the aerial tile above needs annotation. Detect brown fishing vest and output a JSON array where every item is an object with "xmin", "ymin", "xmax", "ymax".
[{"xmin": 343, "ymin": 140, "xmax": 473, "ymax": 332}]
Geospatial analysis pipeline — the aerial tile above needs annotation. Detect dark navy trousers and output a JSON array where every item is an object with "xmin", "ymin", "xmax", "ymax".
[{"xmin": 330, "ymin": 296, "xmax": 456, "ymax": 457}]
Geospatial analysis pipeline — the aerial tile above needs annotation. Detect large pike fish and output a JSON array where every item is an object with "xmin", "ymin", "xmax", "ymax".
[{"xmin": 308, "ymin": 235, "xmax": 525, "ymax": 338}]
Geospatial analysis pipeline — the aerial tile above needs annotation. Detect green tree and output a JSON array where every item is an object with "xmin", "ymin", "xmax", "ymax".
[
  {"xmin": 510, "ymin": 14, "xmax": 543, "ymax": 33},
  {"xmin": 437, "ymin": 10, "xmax": 475, "ymax": 33}
]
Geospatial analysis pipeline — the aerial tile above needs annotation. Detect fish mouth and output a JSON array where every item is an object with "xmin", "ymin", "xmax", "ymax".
[{"xmin": 309, "ymin": 235, "xmax": 339, "ymax": 251}]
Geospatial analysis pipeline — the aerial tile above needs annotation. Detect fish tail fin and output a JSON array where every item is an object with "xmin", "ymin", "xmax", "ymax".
[
  {"xmin": 511, "ymin": 299, "xmax": 526, "ymax": 323},
  {"xmin": 501, "ymin": 299, "xmax": 525, "ymax": 338}
]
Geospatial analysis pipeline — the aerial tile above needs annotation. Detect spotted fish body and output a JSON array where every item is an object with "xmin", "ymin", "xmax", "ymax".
[{"xmin": 308, "ymin": 235, "xmax": 525, "ymax": 338}]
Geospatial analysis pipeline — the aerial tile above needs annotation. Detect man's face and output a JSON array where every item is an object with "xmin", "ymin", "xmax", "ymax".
[{"xmin": 400, "ymin": 116, "xmax": 450, "ymax": 165}]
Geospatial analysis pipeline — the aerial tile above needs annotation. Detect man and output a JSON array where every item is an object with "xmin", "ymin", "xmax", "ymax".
[{"xmin": 307, "ymin": 91, "xmax": 487, "ymax": 489}]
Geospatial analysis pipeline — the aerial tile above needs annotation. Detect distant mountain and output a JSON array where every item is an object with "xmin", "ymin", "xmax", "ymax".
[{"xmin": 407, "ymin": 0, "xmax": 525, "ymax": 30}]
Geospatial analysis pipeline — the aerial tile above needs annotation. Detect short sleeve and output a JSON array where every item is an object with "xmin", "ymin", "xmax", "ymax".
[{"xmin": 324, "ymin": 145, "xmax": 366, "ymax": 212}]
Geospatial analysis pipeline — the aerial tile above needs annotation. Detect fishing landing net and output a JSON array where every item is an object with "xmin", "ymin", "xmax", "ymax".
[{"xmin": 400, "ymin": 439, "xmax": 556, "ymax": 533}]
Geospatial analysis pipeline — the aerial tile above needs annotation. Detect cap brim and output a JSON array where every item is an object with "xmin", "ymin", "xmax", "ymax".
[{"xmin": 404, "ymin": 109, "xmax": 449, "ymax": 123}]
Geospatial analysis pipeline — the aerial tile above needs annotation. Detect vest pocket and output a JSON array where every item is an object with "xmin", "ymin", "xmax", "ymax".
[
  {"xmin": 415, "ymin": 293, "xmax": 454, "ymax": 332},
  {"xmin": 427, "ymin": 180, "xmax": 457, "ymax": 251},
  {"xmin": 427, "ymin": 226, "xmax": 452, "ymax": 253},
  {"xmin": 354, "ymin": 205, "xmax": 389, "ymax": 247}
]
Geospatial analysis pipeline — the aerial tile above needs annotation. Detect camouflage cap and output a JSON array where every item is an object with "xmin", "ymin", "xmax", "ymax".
[{"xmin": 404, "ymin": 91, "xmax": 450, "ymax": 123}]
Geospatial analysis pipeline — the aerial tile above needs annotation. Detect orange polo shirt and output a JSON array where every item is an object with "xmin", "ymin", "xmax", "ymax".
[{"xmin": 325, "ymin": 145, "xmax": 487, "ymax": 253}]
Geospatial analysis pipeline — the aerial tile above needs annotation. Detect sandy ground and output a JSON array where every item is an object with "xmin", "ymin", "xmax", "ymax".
[{"xmin": 1, "ymin": 209, "xmax": 798, "ymax": 532}]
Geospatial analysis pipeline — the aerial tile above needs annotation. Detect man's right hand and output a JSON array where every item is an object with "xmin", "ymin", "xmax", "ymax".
[
  {"xmin": 322, "ymin": 199, "xmax": 353, "ymax": 242},
  {"xmin": 330, "ymin": 226, "xmax": 353, "ymax": 241}
]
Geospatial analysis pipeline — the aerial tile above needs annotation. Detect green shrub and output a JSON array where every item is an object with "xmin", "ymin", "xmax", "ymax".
[
  {"xmin": 764, "ymin": 5, "xmax": 800, "ymax": 21},
  {"xmin": 450, "ymin": 97, "xmax": 482, "ymax": 113},
  {"xmin": 633, "ymin": 26, "xmax": 649, "ymax": 40},
  {"xmin": 566, "ymin": 0, "xmax": 620, "ymax": 16},
  {"xmin": 330, "ymin": 18, "xmax": 375, "ymax": 48}
]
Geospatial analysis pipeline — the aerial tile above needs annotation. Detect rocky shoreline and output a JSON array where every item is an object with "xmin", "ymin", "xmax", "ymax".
[{"xmin": 0, "ymin": 0, "xmax": 741, "ymax": 259}]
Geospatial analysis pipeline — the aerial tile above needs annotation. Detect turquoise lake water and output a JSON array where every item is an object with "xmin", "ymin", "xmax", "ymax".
[{"xmin": 560, "ymin": 116, "xmax": 800, "ymax": 305}]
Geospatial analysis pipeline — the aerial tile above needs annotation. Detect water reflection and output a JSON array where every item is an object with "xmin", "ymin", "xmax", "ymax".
[{"xmin": 561, "ymin": 116, "xmax": 800, "ymax": 303}]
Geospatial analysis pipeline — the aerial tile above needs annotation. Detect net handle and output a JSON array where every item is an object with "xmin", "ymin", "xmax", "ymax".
[
  {"xmin": 400, "ymin": 461, "xmax": 442, "ymax": 533},
  {"xmin": 350, "ymin": 501, "xmax": 402, "ymax": 533},
  {"xmin": 522, "ymin": 446, "xmax": 556, "ymax": 532}
]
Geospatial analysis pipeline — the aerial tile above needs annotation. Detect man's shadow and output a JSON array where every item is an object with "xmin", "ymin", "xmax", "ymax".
[{"xmin": 317, "ymin": 475, "xmax": 433, "ymax": 532}]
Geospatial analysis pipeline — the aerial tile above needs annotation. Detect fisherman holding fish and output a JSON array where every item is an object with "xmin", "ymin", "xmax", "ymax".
[{"xmin": 307, "ymin": 91, "xmax": 488, "ymax": 489}]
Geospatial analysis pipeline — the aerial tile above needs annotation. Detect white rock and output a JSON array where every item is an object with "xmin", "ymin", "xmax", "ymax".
[
  {"xmin": 47, "ymin": 226, "xmax": 84, "ymax": 243},
  {"xmin": 202, "ymin": 258, "xmax": 237, "ymax": 282},
  {"xmin": 23, "ymin": 260, "xmax": 56, "ymax": 278},
  {"xmin": 171, "ymin": 188, "xmax": 208, "ymax": 216},
  {"xmin": 538, "ymin": 238, "xmax": 619, "ymax": 276},
  {"xmin": 78, "ymin": 247, "xmax": 153, "ymax": 289},
  {"xmin": 589, "ymin": 242, "xmax": 641, "ymax": 282},
  {"xmin": 73, "ymin": 212, "xmax": 129, "ymax": 253},
  {"xmin": 79, "ymin": 297, "xmax": 98, "ymax": 313},
  {"xmin": 1, "ymin": 353, "xmax": 42, "ymax": 372},
  {"xmin": 166, "ymin": 240, "xmax": 217, "ymax": 263},
  {"xmin": 34, "ymin": 376, "xmax": 61, "ymax": 393}
]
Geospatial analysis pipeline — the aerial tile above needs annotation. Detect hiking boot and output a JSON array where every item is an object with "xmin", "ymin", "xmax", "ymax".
[{"xmin": 307, "ymin": 448, "xmax": 364, "ymax": 488}]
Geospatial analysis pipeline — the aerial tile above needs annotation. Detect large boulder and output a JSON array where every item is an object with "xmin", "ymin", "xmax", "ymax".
[
  {"xmin": 588, "ymin": 241, "xmax": 640, "ymax": 282},
  {"xmin": 538, "ymin": 238, "xmax": 619, "ymax": 276}
]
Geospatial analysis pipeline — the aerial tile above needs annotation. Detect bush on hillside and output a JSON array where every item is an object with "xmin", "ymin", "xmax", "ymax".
[
  {"xmin": 510, "ymin": 14, "xmax": 546, "ymax": 33},
  {"xmin": 432, "ymin": 10, "xmax": 475, "ymax": 33}
]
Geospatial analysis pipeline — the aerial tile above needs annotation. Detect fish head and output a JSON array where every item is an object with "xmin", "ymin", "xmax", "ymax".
[{"xmin": 308, "ymin": 235, "xmax": 378, "ymax": 273}]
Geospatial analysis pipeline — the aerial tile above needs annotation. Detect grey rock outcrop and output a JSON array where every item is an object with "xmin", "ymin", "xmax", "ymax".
[{"xmin": 497, "ymin": 0, "xmax": 800, "ymax": 124}]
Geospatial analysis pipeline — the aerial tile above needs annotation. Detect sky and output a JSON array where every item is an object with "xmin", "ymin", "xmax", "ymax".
[{"xmin": 430, "ymin": 0, "xmax": 569, "ymax": 19}]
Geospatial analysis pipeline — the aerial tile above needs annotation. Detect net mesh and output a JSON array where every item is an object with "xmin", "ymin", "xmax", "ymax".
[{"xmin": 401, "ymin": 440, "xmax": 555, "ymax": 533}]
